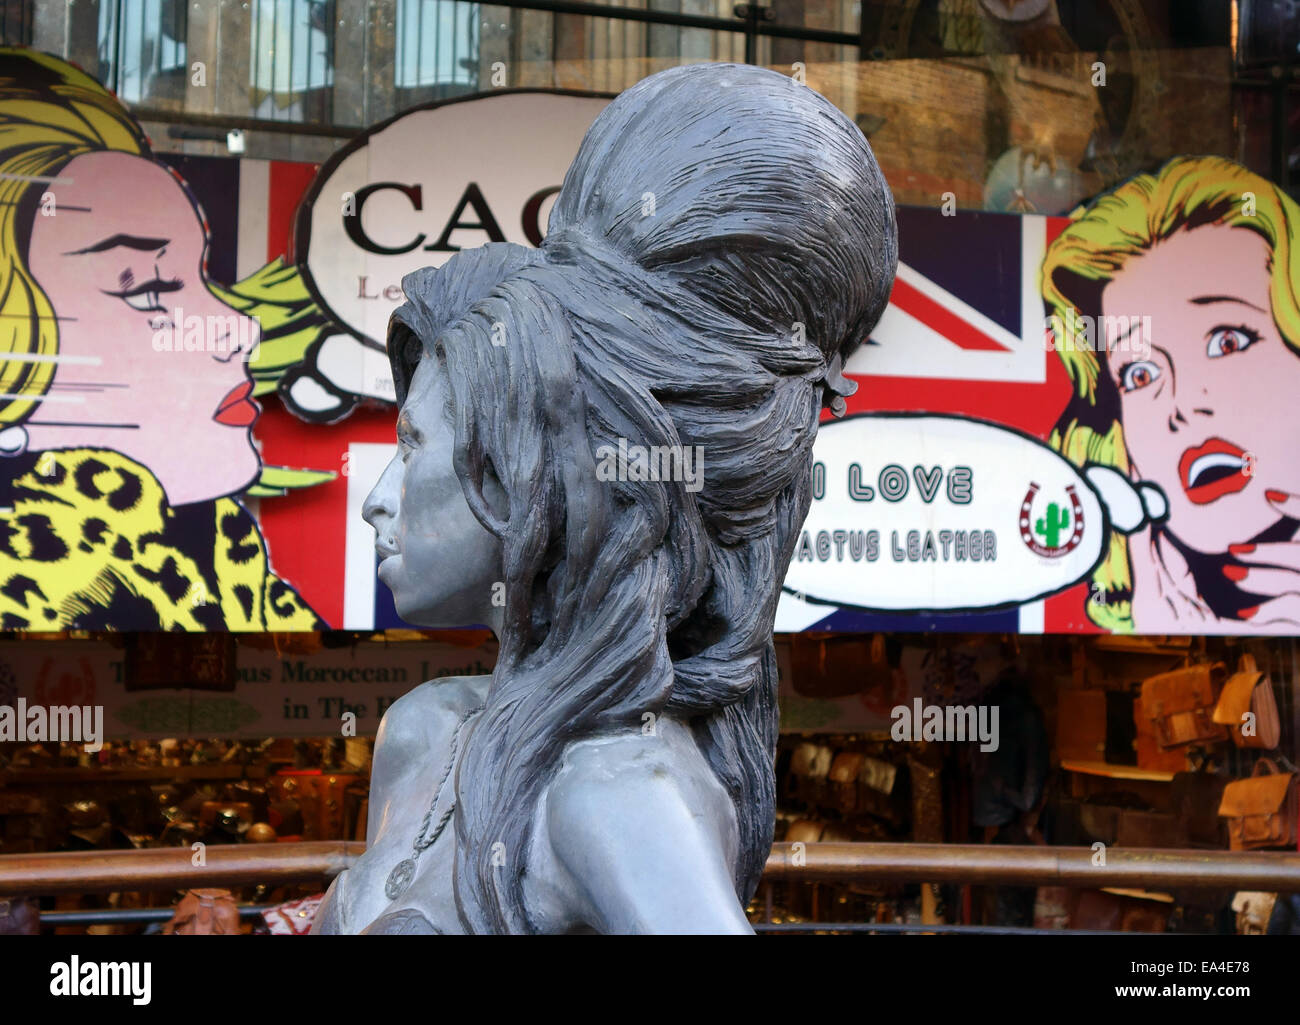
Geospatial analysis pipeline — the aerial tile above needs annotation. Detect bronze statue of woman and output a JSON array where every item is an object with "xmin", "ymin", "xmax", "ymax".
[{"xmin": 313, "ymin": 61, "xmax": 898, "ymax": 934}]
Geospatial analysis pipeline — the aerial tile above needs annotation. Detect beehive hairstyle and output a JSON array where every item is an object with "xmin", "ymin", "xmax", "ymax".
[{"xmin": 388, "ymin": 62, "xmax": 898, "ymax": 932}]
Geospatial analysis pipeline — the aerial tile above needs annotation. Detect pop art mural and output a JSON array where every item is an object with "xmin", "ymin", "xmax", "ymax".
[
  {"xmin": 0, "ymin": 49, "xmax": 333, "ymax": 631},
  {"xmin": 781, "ymin": 159, "xmax": 1300, "ymax": 636},
  {"xmin": 0, "ymin": 48, "xmax": 1294, "ymax": 635}
]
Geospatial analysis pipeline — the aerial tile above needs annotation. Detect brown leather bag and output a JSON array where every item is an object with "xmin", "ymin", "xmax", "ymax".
[
  {"xmin": 1140, "ymin": 663, "xmax": 1227, "ymax": 749},
  {"xmin": 828, "ymin": 751, "xmax": 865, "ymax": 814},
  {"xmin": 789, "ymin": 634, "xmax": 891, "ymax": 698},
  {"xmin": 162, "ymin": 889, "xmax": 241, "ymax": 935},
  {"xmin": 1116, "ymin": 809, "xmax": 1182, "ymax": 849},
  {"xmin": 1213, "ymin": 654, "xmax": 1281, "ymax": 749},
  {"xmin": 789, "ymin": 742, "xmax": 832, "ymax": 806},
  {"xmin": 1218, "ymin": 759, "xmax": 1299, "ymax": 851}
]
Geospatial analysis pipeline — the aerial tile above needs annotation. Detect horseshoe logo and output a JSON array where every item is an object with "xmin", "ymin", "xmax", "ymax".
[{"xmin": 1020, "ymin": 483, "xmax": 1085, "ymax": 558}]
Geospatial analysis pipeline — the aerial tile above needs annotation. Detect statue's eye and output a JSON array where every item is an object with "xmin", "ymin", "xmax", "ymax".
[
  {"xmin": 1119, "ymin": 360, "xmax": 1161, "ymax": 392},
  {"xmin": 1207, "ymin": 325, "xmax": 1260, "ymax": 358}
]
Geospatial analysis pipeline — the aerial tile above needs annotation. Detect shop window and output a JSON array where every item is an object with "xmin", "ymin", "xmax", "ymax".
[
  {"xmin": 0, "ymin": 0, "xmax": 33, "ymax": 46},
  {"xmin": 97, "ymin": 0, "xmax": 188, "ymax": 110},
  {"xmin": 249, "ymin": 0, "xmax": 335, "ymax": 122}
]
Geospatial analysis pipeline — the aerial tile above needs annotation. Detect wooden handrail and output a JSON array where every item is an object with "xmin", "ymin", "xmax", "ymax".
[
  {"xmin": 1, "ymin": 841, "xmax": 1299, "ymax": 897},
  {"xmin": 762, "ymin": 842, "xmax": 1300, "ymax": 892},
  {"xmin": 0, "ymin": 842, "xmax": 364, "ymax": 896}
]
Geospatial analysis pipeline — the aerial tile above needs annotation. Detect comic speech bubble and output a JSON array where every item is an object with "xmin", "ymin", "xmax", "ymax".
[
  {"xmin": 294, "ymin": 92, "xmax": 611, "ymax": 395},
  {"xmin": 782, "ymin": 413, "xmax": 1165, "ymax": 613}
]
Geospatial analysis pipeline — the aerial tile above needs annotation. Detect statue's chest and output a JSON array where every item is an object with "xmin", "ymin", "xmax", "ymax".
[{"xmin": 353, "ymin": 748, "xmax": 469, "ymax": 934}]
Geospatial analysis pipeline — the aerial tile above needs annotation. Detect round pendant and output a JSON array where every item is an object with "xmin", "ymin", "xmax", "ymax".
[{"xmin": 385, "ymin": 858, "xmax": 416, "ymax": 901}]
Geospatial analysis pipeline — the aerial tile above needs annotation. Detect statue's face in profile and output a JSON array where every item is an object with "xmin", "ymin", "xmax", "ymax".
[{"xmin": 363, "ymin": 358, "xmax": 505, "ymax": 628}]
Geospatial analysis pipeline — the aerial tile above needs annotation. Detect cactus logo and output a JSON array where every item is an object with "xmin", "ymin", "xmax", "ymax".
[{"xmin": 1019, "ymin": 483, "xmax": 1085, "ymax": 558}]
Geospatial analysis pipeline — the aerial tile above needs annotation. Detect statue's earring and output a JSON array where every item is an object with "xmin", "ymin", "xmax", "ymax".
[
  {"xmin": 0, "ymin": 424, "xmax": 28, "ymax": 457},
  {"xmin": 817, "ymin": 352, "xmax": 858, "ymax": 418}
]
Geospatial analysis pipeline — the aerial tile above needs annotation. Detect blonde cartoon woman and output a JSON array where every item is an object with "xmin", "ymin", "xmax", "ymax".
[
  {"xmin": 0, "ymin": 49, "xmax": 328, "ymax": 629},
  {"xmin": 1045, "ymin": 155, "xmax": 1300, "ymax": 633}
]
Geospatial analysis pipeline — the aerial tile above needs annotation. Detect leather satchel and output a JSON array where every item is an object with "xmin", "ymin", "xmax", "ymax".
[
  {"xmin": 162, "ymin": 889, "xmax": 241, "ymax": 935},
  {"xmin": 789, "ymin": 634, "xmax": 890, "ymax": 698},
  {"xmin": 789, "ymin": 742, "xmax": 832, "ymax": 807},
  {"xmin": 1218, "ymin": 759, "xmax": 1299, "ymax": 851},
  {"xmin": 1116, "ymin": 809, "xmax": 1182, "ymax": 849},
  {"xmin": 828, "ymin": 751, "xmax": 865, "ymax": 814},
  {"xmin": 1140, "ymin": 663, "xmax": 1227, "ymax": 749},
  {"xmin": 1134, "ymin": 698, "xmax": 1190, "ymax": 772},
  {"xmin": 1213, "ymin": 654, "xmax": 1281, "ymax": 749}
]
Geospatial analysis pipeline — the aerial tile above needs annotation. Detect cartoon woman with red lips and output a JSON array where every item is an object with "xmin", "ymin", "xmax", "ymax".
[
  {"xmin": 0, "ymin": 49, "xmax": 327, "ymax": 630},
  {"xmin": 1044, "ymin": 155, "xmax": 1300, "ymax": 633}
]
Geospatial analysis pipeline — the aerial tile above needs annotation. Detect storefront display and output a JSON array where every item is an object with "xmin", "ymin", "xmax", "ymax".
[{"xmin": 0, "ymin": 0, "xmax": 1298, "ymax": 977}]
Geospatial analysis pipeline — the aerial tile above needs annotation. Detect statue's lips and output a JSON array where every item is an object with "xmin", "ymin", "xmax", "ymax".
[
  {"xmin": 375, "ymin": 545, "xmax": 399, "ymax": 580},
  {"xmin": 1179, "ymin": 437, "xmax": 1251, "ymax": 505}
]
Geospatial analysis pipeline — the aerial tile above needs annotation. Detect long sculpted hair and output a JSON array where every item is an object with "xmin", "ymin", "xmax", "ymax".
[{"xmin": 388, "ymin": 63, "xmax": 898, "ymax": 933}]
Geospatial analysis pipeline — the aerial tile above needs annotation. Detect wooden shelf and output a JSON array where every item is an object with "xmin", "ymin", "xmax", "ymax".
[
  {"xmin": 1061, "ymin": 759, "xmax": 1177, "ymax": 782},
  {"xmin": 1101, "ymin": 887, "xmax": 1175, "ymax": 903},
  {"xmin": 1090, "ymin": 636, "xmax": 1193, "ymax": 655}
]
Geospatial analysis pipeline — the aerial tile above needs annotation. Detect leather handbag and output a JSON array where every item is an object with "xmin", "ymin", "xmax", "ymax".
[
  {"xmin": 1213, "ymin": 654, "xmax": 1281, "ymax": 749},
  {"xmin": 1069, "ymin": 889, "xmax": 1168, "ymax": 933},
  {"xmin": 859, "ymin": 755, "xmax": 896, "ymax": 793},
  {"xmin": 162, "ymin": 889, "xmax": 241, "ymax": 935},
  {"xmin": 789, "ymin": 634, "xmax": 891, "ymax": 698},
  {"xmin": 1134, "ymin": 698, "xmax": 1189, "ymax": 772},
  {"xmin": 784, "ymin": 819, "xmax": 825, "ymax": 844},
  {"xmin": 1231, "ymin": 892, "xmax": 1278, "ymax": 935},
  {"xmin": 857, "ymin": 755, "xmax": 903, "ymax": 824},
  {"xmin": 828, "ymin": 751, "xmax": 865, "ymax": 814},
  {"xmin": 789, "ymin": 742, "xmax": 832, "ymax": 807},
  {"xmin": 1218, "ymin": 758, "xmax": 1299, "ymax": 851},
  {"xmin": 1140, "ymin": 662, "xmax": 1227, "ymax": 749},
  {"xmin": 1116, "ymin": 809, "xmax": 1182, "ymax": 848}
]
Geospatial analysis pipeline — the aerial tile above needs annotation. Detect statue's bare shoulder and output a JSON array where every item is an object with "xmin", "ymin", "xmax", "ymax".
[
  {"xmin": 538, "ymin": 721, "xmax": 753, "ymax": 934},
  {"xmin": 373, "ymin": 675, "xmax": 488, "ymax": 762},
  {"xmin": 366, "ymin": 675, "xmax": 488, "ymax": 834}
]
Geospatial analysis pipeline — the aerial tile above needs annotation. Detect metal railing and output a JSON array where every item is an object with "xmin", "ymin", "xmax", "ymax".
[{"xmin": 3, "ymin": 840, "xmax": 1299, "ymax": 897}]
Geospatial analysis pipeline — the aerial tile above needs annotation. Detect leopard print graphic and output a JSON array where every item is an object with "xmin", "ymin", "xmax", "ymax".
[{"xmin": 0, "ymin": 448, "xmax": 324, "ymax": 630}]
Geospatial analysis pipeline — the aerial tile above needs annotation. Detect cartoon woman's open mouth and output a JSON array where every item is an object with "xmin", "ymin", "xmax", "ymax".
[
  {"xmin": 213, "ymin": 381, "xmax": 259, "ymax": 427},
  {"xmin": 1179, "ymin": 437, "xmax": 1252, "ymax": 505}
]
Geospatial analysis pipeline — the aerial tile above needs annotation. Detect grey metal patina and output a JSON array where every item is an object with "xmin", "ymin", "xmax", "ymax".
[{"xmin": 312, "ymin": 61, "xmax": 898, "ymax": 935}]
